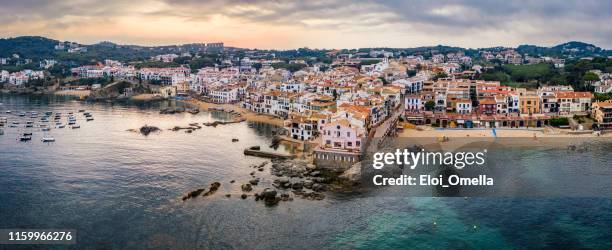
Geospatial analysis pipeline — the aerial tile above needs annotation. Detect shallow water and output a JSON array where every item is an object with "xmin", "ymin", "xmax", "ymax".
[{"xmin": 1, "ymin": 94, "xmax": 611, "ymax": 249}]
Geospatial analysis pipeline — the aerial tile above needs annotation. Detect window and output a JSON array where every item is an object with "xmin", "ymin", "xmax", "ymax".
[
  {"xmin": 347, "ymin": 142, "xmax": 352, "ymax": 147},
  {"xmin": 347, "ymin": 132, "xmax": 351, "ymax": 137},
  {"xmin": 356, "ymin": 141, "xmax": 361, "ymax": 146}
]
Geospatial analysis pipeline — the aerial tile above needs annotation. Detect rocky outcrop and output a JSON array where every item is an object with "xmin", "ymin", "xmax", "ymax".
[
  {"xmin": 339, "ymin": 162, "xmax": 362, "ymax": 184},
  {"xmin": 139, "ymin": 125, "xmax": 160, "ymax": 136},
  {"xmin": 181, "ymin": 182, "xmax": 221, "ymax": 201}
]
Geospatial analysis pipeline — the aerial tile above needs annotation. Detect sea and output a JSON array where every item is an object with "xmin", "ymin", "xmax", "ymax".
[{"xmin": 1, "ymin": 94, "xmax": 611, "ymax": 249}]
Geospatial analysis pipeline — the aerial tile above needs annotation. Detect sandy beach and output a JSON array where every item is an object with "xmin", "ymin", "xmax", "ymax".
[
  {"xmin": 393, "ymin": 126, "xmax": 610, "ymax": 151},
  {"xmin": 398, "ymin": 125, "xmax": 610, "ymax": 138},
  {"xmin": 54, "ymin": 90, "xmax": 91, "ymax": 98},
  {"xmin": 183, "ymin": 99, "xmax": 285, "ymax": 127},
  {"xmin": 130, "ymin": 94, "xmax": 162, "ymax": 101}
]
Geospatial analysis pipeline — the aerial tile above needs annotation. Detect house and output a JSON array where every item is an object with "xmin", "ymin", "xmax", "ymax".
[
  {"xmin": 456, "ymin": 99, "xmax": 472, "ymax": 114},
  {"xmin": 494, "ymin": 95, "xmax": 508, "ymax": 114},
  {"xmin": 507, "ymin": 93, "xmax": 520, "ymax": 113},
  {"xmin": 519, "ymin": 94, "xmax": 541, "ymax": 115},
  {"xmin": 159, "ymin": 86, "xmax": 177, "ymax": 98},
  {"xmin": 478, "ymin": 98, "xmax": 497, "ymax": 115},
  {"xmin": 556, "ymin": 92, "xmax": 592, "ymax": 114},
  {"xmin": 314, "ymin": 118, "xmax": 365, "ymax": 171},
  {"xmin": 207, "ymin": 86, "xmax": 239, "ymax": 103},
  {"xmin": 405, "ymin": 94, "xmax": 423, "ymax": 112},
  {"xmin": 286, "ymin": 113, "xmax": 318, "ymax": 141},
  {"xmin": 592, "ymin": 100, "xmax": 612, "ymax": 131}
]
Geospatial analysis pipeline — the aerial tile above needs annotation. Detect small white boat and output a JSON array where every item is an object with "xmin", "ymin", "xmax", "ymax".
[
  {"xmin": 19, "ymin": 112, "xmax": 26, "ymax": 117},
  {"xmin": 57, "ymin": 124, "xmax": 65, "ymax": 128},
  {"xmin": 5, "ymin": 110, "xmax": 11, "ymax": 114},
  {"xmin": 41, "ymin": 127, "xmax": 50, "ymax": 131},
  {"xmin": 41, "ymin": 137, "xmax": 55, "ymax": 142},
  {"xmin": 72, "ymin": 125, "xmax": 80, "ymax": 129},
  {"xmin": 86, "ymin": 117, "xmax": 94, "ymax": 121},
  {"xmin": 20, "ymin": 136, "xmax": 32, "ymax": 141}
]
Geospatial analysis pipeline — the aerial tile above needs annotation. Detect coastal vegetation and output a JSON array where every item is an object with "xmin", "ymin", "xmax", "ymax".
[{"xmin": 477, "ymin": 57, "xmax": 611, "ymax": 90}]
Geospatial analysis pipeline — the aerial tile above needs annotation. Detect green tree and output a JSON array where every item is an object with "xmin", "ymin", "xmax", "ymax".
[
  {"xmin": 424, "ymin": 100, "xmax": 435, "ymax": 111},
  {"xmin": 433, "ymin": 72, "xmax": 448, "ymax": 81}
]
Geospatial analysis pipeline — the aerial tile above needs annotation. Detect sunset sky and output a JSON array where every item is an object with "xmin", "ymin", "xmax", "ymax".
[{"xmin": 0, "ymin": 0, "xmax": 610, "ymax": 49}]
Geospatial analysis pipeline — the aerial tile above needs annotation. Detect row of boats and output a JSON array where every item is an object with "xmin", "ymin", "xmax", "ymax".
[{"xmin": 2, "ymin": 109, "xmax": 95, "ymax": 143}]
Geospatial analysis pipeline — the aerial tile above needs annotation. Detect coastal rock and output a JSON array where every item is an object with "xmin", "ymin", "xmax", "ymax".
[
  {"xmin": 181, "ymin": 182, "xmax": 221, "ymax": 200},
  {"xmin": 304, "ymin": 180, "xmax": 314, "ymax": 189},
  {"xmin": 291, "ymin": 181, "xmax": 304, "ymax": 190},
  {"xmin": 278, "ymin": 177, "xmax": 290, "ymax": 185},
  {"xmin": 182, "ymin": 188, "xmax": 205, "ymax": 201},
  {"xmin": 339, "ymin": 162, "xmax": 362, "ymax": 184},
  {"xmin": 312, "ymin": 183, "xmax": 326, "ymax": 192},
  {"xmin": 241, "ymin": 183, "xmax": 253, "ymax": 192},
  {"xmin": 249, "ymin": 179, "xmax": 260, "ymax": 185},
  {"xmin": 202, "ymin": 182, "xmax": 221, "ymax": 196},
  {"xmin": 262, "ymin": 188, "xmax": 280, "ymax": 206},
  {"xmin": 241, "ymin": 194, "xmax": 248, "ymax": 199},
  {"xmin": 139, "ymin": 125, "xmax": 160, "ymax": 136}
]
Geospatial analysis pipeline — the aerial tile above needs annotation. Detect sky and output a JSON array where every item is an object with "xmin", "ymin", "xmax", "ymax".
[{"xmin": 0, "ymin": 0, "xmax": 610, "ymax": 49}]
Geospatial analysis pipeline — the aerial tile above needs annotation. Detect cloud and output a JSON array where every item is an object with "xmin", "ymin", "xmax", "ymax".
[{"xmin": 0, "ymin": 0, "xmax": 610, "ymax": 49}]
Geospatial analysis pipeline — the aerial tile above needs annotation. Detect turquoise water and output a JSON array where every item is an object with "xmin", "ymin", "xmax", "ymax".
[{"xmin": 1, "ymin": 94, "xmax": 611, "ymax": 249}]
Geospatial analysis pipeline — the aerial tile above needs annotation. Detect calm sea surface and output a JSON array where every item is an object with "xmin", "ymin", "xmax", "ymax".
[{"xmin": 1, "ymin": 94, "xmax": 611, "ymax": 249}]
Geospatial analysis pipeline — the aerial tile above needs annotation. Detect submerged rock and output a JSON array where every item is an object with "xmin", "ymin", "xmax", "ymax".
[
  {"xmin": 139, "ymin": 125, "xmax": 160, "ymax": 136},
  {"xmin": 181, "ymin": 182, "xmax": 221, "ymax": 200},
  {"xmin": 241, "ymin": 183, "xmax": 253, "ymax": 192},
  {"xmin": 202, "ymin": 182, "xmax": 221, "ymax": 196}
]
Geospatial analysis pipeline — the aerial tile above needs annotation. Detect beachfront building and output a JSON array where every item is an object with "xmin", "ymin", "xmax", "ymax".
[
  {"xmin": 286, "ymin": 113, "xmax": 318, "ymax": 141},
  {"xmin": 556, "ymin": 92, "xmax": 592, "ymax": 115},
  {"xmin": 207, "ymin": 86, "xmax": 239, "ymax": 103},
  {"xmin": 456, "ymin": 99, "xmax": 472, "ymax": 114},
  {"xmin": 592, "ymin": 100, "xmax": 612, "ymax": 131},
  {"xmin": 405, "ymin": 94, "xmax": 423, "ymax": 112},
  {"xmin": 478, "ymin": 98, "xmax": 496, "ymax": 115},
  {"xmin": 507, "ymin": 93, "xmax": 520, "ymax": 113},
  {"xmin": 519, "ymin": 93, "xmax": 541, "ymax": 115},
  {"xmin": 314, "ymin": 118, "xmax": 365, "ymax": 171}
]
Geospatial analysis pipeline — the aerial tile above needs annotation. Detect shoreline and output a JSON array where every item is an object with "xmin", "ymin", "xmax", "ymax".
[
  {"xmin": 181, "ymin": 99, "xmax": 285, "ymax": 127},
  {"xmin": 54, "ymin": 90, "xmax": 92, "ymax": 98},
  {"xmin": 398, "ymin": 125, "xmax": 611, "ymax": 138}
]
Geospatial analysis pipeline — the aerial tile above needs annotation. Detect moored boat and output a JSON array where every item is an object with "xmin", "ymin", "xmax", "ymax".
[{"xmin": 41, "ymin": 137, "xmax": 55, "ymax": 142}]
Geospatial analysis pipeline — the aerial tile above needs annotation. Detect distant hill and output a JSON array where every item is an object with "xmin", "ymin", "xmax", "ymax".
[
  {"xmin": 517, "ymin": 41, "xmax": 610, "ymax": 58},
  {"xmin": 0, "ymin": 36, "xmax": 609, "ymax": 64},
  {"xmin": 0, "ymin": 36, "xmax": 60, "ymax": 59}
]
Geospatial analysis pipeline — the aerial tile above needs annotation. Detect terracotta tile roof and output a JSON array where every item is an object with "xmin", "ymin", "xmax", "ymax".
[{"xmin": 555, "ymin": 92, "xmax": 593, "ymax": 99}]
